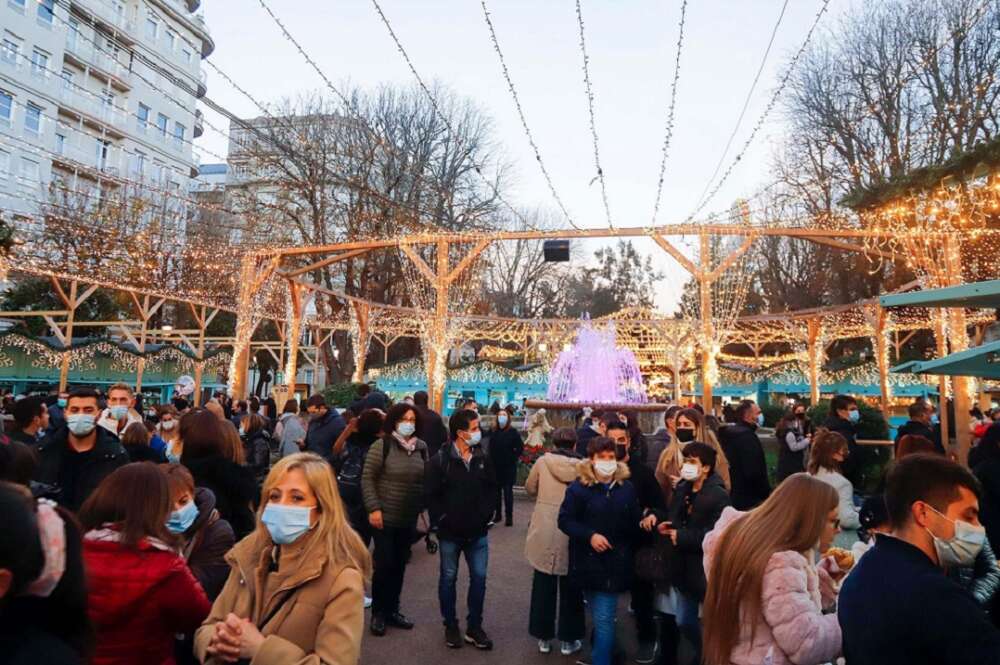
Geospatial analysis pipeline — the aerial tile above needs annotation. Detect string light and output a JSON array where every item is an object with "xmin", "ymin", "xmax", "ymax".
[
  {"xmin": 574, "ymin": 0, "xmax": 614, "ymax": 229},
  {"xmin": 649, "ymin": 0, "xmax": 688, "ymax": 227}
]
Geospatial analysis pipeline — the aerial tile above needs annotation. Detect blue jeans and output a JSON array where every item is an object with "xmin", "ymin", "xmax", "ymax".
[
  {"xmin": 585, "ymin": 591, "xmax": 618, "ymax": 665},
  {"xmin": 676, "ymin": 590, "xmax": 702, "ymax": 663},
  {"xmin": 438, "ymin": 536, "xmax": 489, "ymax": 628}
]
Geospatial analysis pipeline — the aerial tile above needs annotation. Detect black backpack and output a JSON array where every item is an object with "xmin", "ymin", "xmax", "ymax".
[{"xmin": 336, "ymin": 442, "xmax": 368, "ymax": 507}]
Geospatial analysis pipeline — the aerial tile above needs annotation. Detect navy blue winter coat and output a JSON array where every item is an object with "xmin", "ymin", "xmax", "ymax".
[{"xmin": 558, "ymin": 460, "xmax": 641, "ymax": 593}]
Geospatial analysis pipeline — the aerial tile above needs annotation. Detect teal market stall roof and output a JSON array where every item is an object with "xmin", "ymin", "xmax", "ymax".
[
  {"xmin": 893, "ymin": 339, "xmax": 1000, "ymax": 380},
  {"xmin": 879, "ymin": 279, "xmax": 1000, "ymax": 309}
]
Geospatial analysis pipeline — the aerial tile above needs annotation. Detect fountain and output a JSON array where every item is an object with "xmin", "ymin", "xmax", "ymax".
[{"xmin": 525, "ymin": 320, "xmax": 668, "ymax": 433}]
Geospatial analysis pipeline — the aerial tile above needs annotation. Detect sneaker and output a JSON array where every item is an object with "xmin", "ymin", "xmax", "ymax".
[
  {"xmin": 464, "ymin": 625, "xmax": 494, "ymax": 650},
  {"xmin": 386, "ymin": 612, "xmax": 414, "ymax": 630},
  {"xmin": 445, "ymin": 622, "xmax": 463, "ymax": 649},
  {"xmin": 538, "ymin": 639, "xmax": 552, "ymax": 654},
  {"xmin": 364, "ymin": 596, "xmax": 372, "ymax": 609},
  {"xmin": 370, "ymin": 615, "xmax": 386, "ymax": 637},
  {"xmin": 561, "ymin": 640, "xmax": 583, "ymax": 656},
  {"xmin": 635, "ymin": 641, "xmax": 656, "ymax": 664}
]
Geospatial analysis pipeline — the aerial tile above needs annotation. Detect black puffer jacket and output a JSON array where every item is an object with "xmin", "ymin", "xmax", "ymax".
[
  {"xmin": 894, "ymin": 420, "xmax": 944, "ymax": 454},
  {"xmin": 34, "ymin": 426, "xmax": 128, "ymax": 511},
  {"xmin": 487, "ymin": 426, "xmax": 524, "ymax": 486},
  {"xmin": 558, "ymin": 460, "xmax": 641, "ymax": 593},
  {"xmin": 662, "ymin": 473, "xmax": 730, "ymax": 599},
  {"xmin": 182, "ymin": 455, "xmax": 257, "ymax": 539},
  {"xmin": 948, "ymin": 539, "xmax": 1000, "ymax": 609},
  {"xmin": 241, "ymin": 429, "xmax": 271, "ymax": 483},
  {"xmin": 182, "ymin": 488, "xmax": 236, "ymax": 600},
  {"xmin": 425, "ymin": 443, "xmax": 497, "ymax": 542}
]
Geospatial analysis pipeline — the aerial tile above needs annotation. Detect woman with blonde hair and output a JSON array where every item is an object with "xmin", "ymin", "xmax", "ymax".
[
  {"xmin": 808, "ymin": 428, "xmax": 861, "ymax": 530},
  {"xmin": 702, "ymin": 474, "xmax": 843, "ymax": 665},
  {"xmin": 656, "ymin": 408, "xmax": 730, "ymax": 504},
  {"xmin": 194, "ymin": 452, "xmax": 371, "ymax": 665}
]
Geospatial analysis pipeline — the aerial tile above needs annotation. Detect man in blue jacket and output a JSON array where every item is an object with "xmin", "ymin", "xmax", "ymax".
[
  {"xmin": 304, "ymin": 394, "xmax": 346, "ymax": 462},
  {"xmin": 839, "ymin": 454, "xmax": 1000, "ymax": 665}
]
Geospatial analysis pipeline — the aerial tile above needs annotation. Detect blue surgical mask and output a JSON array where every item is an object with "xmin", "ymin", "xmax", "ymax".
[
  {"xmin": 166, "ymin": 500, "xmax": 198, "ymax": 534},
  {"xmin": 166, "ymin": 451, "xmax": 180, "ymax": 464},
  {"xmin": 396, "ymin": 422, "xmax": 415, "ymax": 438},
  {"xmin": 109, "ymin": 405, "xmax": 129, "ymax": 420},
  {"xmin": 756, "ymin": 413, "xmax": 765, "ymax": 427},
  {"xmin": 468, "ymin": 430, "xmax": 482, "ymax": 446},
  {"xmin": 57, "ymin": 398, "xmax": 67, "ymax": 408},
  {"xmin": 498, "ymin": 414, "xmax": 508, "ymax": 428},
  {"xmin": 261, "ymin": 503, "xmax": 313, "ymax": 545},
  {"xmin": 931, "ymin": 414, "xmax": 940, "ymax": 425},
  {"xmin": 239, "ymin": 426, "xmax": 246, "ymax": 436},
  {"xmin": 848, "ymin": 409, "xmax": 861, "ymax": 423},
  {"xmin": 66, "ymin": 413, "xmax": 96, "ymax": 436}
]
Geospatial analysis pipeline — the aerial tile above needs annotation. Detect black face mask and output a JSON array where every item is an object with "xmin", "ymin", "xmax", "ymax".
[
  {"xmin": 676, "ymin": 428, "xmax": 695, "ymax": 443},
  {"xmin": 615, "ymin": 444, "xmax": 628, "ymax": 461},
  {"xmin": 795, "ymin": 412, "xmax": 806, "ymax": 420}
]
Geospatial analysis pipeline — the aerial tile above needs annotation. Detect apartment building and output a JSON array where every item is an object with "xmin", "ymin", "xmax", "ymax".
[{"xmin": 0, "ymin": 0, "xmax": 213, "ymax": 218}]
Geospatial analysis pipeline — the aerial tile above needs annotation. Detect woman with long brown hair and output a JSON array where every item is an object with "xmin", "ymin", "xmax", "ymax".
[
  {"xmin": 155, "ymin": 405, "xmax": 181, "ymax": 463},
  {"xmin": 194, "ymin": 453, "xmax": 371, "ymax": 665},
  {"xmin": 702, "ymin": 474, "xmax": 842, "ymax": 665},
  {"xmin": 808, "ymin": 428, "xmax": 861, "ymax": 530},
  {"xmin": 656, "ymin": 407, "xmax": 730, "ymax": 504}
]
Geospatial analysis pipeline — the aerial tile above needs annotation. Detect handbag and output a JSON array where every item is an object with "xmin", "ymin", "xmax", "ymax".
[{"xmin": 634, "ymin": 532, "xmax": 678, "ymax": 587}]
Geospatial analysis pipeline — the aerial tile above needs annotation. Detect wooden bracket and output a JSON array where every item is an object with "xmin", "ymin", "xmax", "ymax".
[{"xmin": 651, "ymin": 235, "xmax": 701, "ymax": 278}]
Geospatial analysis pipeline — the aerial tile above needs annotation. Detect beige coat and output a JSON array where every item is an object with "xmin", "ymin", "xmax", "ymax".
[
  {"xmin": 524, "ymin": 451, "xmax": 580, "ymax": 575},
  {"xmin": 194, "ymin": 529, "xmax": 364, "ymax": 665}
]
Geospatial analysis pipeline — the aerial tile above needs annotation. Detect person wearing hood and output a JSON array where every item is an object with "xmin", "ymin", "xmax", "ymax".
[
  {"xmin": 650, "ymin": 442, "xmax": 730, "ymax": 665},
  {"xmin": 488, "ymin": 407, "xmax": 524, "ymax": 527},
  {"xmin": 558, "ymin": 436, "xmax": 641, "ymax": 665},
  {"xmin": 97, "ymin": 383, "xmax": 143, "ymax": 440},
  {"xmin": 718, "ymin": 400, "xmax": 770, "ymax": 510},
  {"xmin": 79, "ymin": 463, "xmax": 211, "ymax": 665},
  {"xmin": 193, "ymin": 453, "xmax": 370, "ymax": 665},
  {"xmin": 276, "ymin": 399, "xmax": 307, "ymax": 459},
  {"xmin": 33, "ymin": 388, "xmax": 128, "ymax": 511},
  {"xmin": 525, "ymin": 427, "xmax": 585, "ymax": 657},
  {"xmin": 574, "ymin": 409, "xmax": 607, "ymax": 458}
]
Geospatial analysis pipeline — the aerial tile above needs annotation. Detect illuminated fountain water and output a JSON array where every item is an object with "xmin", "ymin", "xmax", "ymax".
[{"xmin": 546, "ymin": 322, "xmax": 648, "ymax": 404}]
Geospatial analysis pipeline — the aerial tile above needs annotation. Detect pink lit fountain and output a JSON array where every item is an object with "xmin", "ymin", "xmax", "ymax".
[{"xmin": 525, "ymin": 320, "xmax": 667, "ymax": 432}]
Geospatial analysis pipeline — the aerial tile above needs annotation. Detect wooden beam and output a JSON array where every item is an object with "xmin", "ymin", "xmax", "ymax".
[
  {"xmin": 43, "ymin": 316, "xmax": 67, "ymax": 346},
  {"xmin": 74, "ymin": 284, "xmax": 99, "ymax": 309},
  {"xmin": 802, "ymin": 236, "xmax": 895, "ymax": 261},
  {"xmin": 446, "ymin": 239, "xmax": 493, "ymax": 284},
  {"xmin": 651, "ymin": 235, "xmax": 700, "ymax": 277},
  {"xmin": 49, "ymin": 277, "xmax": 71, "ymax": 309},
  {"xmin": 706, "ymin": 234, "xmax": 756, "ymax": 282},
  {"xmin": 399, "ymin": 244, "xmax": 437, "ymax": 284},
  {"xmin": 279, "ymin": 248, "xmax": 373, "ymax": 278},
  {"xmin": 0, "ymin": 310, "xmax": 69, "ymax": 317}
]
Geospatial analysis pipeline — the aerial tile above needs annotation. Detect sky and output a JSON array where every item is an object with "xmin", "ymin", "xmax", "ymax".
[{"xmin": 196, "ymin": 0, "xmax": 852, "ymax": 312}]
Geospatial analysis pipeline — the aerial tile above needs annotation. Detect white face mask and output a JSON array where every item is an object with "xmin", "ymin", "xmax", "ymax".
[
  {"xmin": 680, "ymin": 463, "xmax": 701, "ymax": 482},
  {"xmin": 160, "ymin": 419, "xmax": 176, "ymax": 431},
  {"xmin": 925, "ymin": 504, "xmax": 986, "ymax": 568},
  {"xmin": 594, "ymin": 459, "xmax": 618, "ymax": 479},
  {"xmin": 467, "ymin": 430, "xmax": 482, "ymax": 446}
]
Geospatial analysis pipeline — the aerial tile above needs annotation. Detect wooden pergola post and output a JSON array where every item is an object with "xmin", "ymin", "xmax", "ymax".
[
  {"xmin": 806, "ymin": 318, "xmax": 823, "ymax": 406},
  {"xmin": 55, "ymin": 279, "xmax": 78, "ymax": 392},
  {"xmin": 874, "ymin": 306, "xmax": 891, "ymax": 416},
  {"xmin": 351, "ymin": 300, "xmax": 370, "ymax": 383},
  {"xmin": 933, "ymin": 312, "xmax": 951, "ymax": 452},
  {"xmin": 944, "ymin": 234, "xmax": 973, "ymax": 465},
  {"xmin": 284, "ymin": 280, "xmax": 304, "ymax": 397},
  {"xmin": 230, "ymin": 254, "xmax": 279, "ymax": 398},
  {"xmin": 699, "ymin": 234, "xmax": 715, "ymax": 413},
  {"xmin": 188, "ymin": 305, "xmax": 218, "ymax": 407}
]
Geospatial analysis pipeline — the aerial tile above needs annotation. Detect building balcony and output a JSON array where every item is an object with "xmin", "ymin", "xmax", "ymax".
[
  {"xmin": 59, "ymin": 86, "xmax": 130, "ymax": 131},
  {"xmin": 193, "ymin": 14, "xmax": 215, "ymax": 57},
  {"xmin": 189, "ymin": 151, "xmax": 201, "ymax": 179},
  {"xmin": 53, "ymin": 134, "xmax": 127, "ymax": 177},
  {"xmin": 75, "ymin": 0, "xmax": 138, "ymax": 38},
  {"xmin": 193, "ymin": 109, "xmax": 204, "ymax": 138},
  {"xmin": 64, "ymin": 34, "xmax": 131, "ymax": 88}
]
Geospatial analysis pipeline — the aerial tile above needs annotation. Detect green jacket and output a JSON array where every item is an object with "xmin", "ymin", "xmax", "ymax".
[{"xmin": 362, "ymin": 436, "xmax": 428, "ymax": 528}]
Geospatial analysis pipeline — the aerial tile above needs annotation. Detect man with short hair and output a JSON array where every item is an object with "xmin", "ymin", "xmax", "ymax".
[
  {"xmin": 32, "ymin": 388, "xmax": 128, "ymax": 510},
  {"xmin": 824, "ymin": 393, "xmax": 863, "ymax": 485},
  {"xmin": 413, "ymin": 390, "xmax": 448, "ymax": 458},
  {"xmin": 47, "ymin": 389, "xmax": 69, "ymax": 433},
  {"xmin": 10, "ymin": 396, "xmax": 49, "ymax": 445},
  {"xmin": 718, "ymin": 399, "xmax": 770, "ymax": 510},
  {"xmin": 304, "ymin": 393, "xmax": 346, "ymax": 462},
  {"xmin": 98, "ymin": 382, "xmax": 143, "ymax": 438},
  {"xmin": 426, "ymin": 408, "xmax": 497, "ymax": 651},
  {"xmin": 839, "ymin": 454, "xmax": 1000, "ymax": 665},
  {"xmin": 895, "ymin": 399, "xmax": 944, "ymax": 455},
  {"xmin": 646, "ymin": 405, "xmax": 681, "ymax": 472},
  {"xmin": 607, "ymin": 421, "xmax": 664, "ymax": 664},
  {"xmin": 230, "ymin": 400, "xmax": 248, "ymax": 430},
  {"xmin": 575, "ymin": 409, "xmax": 606, "ymax": 458}
]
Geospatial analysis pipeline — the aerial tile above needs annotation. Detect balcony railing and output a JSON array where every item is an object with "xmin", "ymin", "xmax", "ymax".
[
  {"xmin": 59, "ymin": 85, "xmax": 129, "ymax": 129},
  {"xmin": 54, "ymin": 134, "xmax": 127, "ymax": 175},
  {"xmin": 64, "ymin": 32, "xmax": 131, "ymax": 81},
  {"xmin": 83, "ymin": 0, "xmax": 137, "ymax": 35}
]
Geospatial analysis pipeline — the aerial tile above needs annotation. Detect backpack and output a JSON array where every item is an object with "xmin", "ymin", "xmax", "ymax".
[{"xmin": 336, "ymin": 442, "xmax": 369, "ymax": 507}]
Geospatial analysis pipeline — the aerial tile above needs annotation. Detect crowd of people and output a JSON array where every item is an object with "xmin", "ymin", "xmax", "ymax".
[{"xmin": 5, "ymin": 382, "xmax": 1000, "ymax": 665}]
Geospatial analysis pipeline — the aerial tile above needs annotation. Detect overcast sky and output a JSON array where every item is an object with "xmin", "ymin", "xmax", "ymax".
[{"xmin": 197, "ymin": 0, "xmax": 852, "ymax": 312}]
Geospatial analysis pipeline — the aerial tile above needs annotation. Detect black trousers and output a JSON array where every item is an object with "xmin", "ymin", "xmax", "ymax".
[
  {"xmin": 371, "ymin": 525, "xmax": 413, "ymax": 617},
  {"xmin": 494, "ymin": 483, "xmax": 514, "ymax": 523},
  {"xmin": 348, "ymin": 506, "xmax": 372, "ymax": 549},
  {"xmin": 528, "ymin": 570, "xmax": 585, "ymax": 642},
  {"xmin": 657, "ymin": 613, "xmax": 680, "ymax": 665},
  {"xmin": 631, "ymin": 576, "xmax": 657, "ymax": 643}
]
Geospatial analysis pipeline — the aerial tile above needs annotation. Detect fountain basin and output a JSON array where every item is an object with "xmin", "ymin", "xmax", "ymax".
[{"xmin": 524, "ymin": 399, "xmax": 669, "ymax": 434}]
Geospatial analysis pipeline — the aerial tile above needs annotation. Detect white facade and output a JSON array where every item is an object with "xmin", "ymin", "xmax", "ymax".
[{"xmin": 0, "ymin": 0, "xmax": 213, "ymax": 217}]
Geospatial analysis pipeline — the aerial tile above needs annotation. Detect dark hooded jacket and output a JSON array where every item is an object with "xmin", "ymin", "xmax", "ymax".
[
  {"xmin": 663, "ymin": 472, "xmax": 730, "ymax": 599},
  {"xmin": 33, "ymin": 425, "xmax": 128, "ymax": 511},
  {"xmin": 182, "ymin": 455, "xmax": 257, "ymax": 540},
  {"xmin": 181, "ymin": 487, "xmax": 235, "ymax": 600}
]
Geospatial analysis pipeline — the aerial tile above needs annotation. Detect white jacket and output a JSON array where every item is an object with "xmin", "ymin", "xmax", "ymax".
[{"xmin": 813, "ymin": 467, "xmax": 861, "ymax": 530}]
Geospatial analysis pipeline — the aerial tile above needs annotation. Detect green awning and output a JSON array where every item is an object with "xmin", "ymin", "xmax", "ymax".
[
  {"xmin": 908, "ymin": 340, "xmax": 1000, "ymax": 379},
  {"xmin": 879, "ymin": 280, "xmax": 1000, "ymax": 309}
]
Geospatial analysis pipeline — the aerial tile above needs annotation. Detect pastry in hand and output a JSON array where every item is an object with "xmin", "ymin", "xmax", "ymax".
[{"xmin": 824, "ymin": 546, "xmax": 855, "ymax": 571}]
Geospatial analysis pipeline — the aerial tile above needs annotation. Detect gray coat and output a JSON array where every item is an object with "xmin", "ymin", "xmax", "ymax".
[{"xmin": 276, "ymin": 412, "xmax": 307, "ymax": 458}]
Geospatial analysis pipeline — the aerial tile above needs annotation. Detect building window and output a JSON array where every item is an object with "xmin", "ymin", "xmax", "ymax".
[
  {"xmin": 30, "ymin": 49, "xmax": 48, "ymax": 76},
  {"xmin": 145, "ymin": 17, "xmax": 158, "ymax": 41},
  {"xmin": 20, "ymin": 157, "xmax": 39, "ymax": 183},
  {"xmin": 133, "ymin": 150, "xmax": 146, "ymax": 176},
  {"xmin": 0, "ymin": 39, "xmax": 18, "ymax": 65},
  {"xmin": 156, "ymin": 113, "xmax": 168, "ymax": 138},
  {"xmin": 66, "ymin": 18, "xmax": 80, "ymax": 51},
  {"xmin": 37, "ymin": 0, "xmax": 54, "ymax": 25},
  {"xmin": 173, "ymin": 122, "xmax": 185, "ymax": 147},
  {"xmin": 24, "ymin": 103, "xmax": 42, "ymax": 135},
  {"xmin": 55, "ymin": 132, "xmax": 65, "ymax": 154},
  {"xmin": 0, "ymin": 92, "xmax": 11, "ymax": 127},
  {"xmin": 166, "ymin": 30, "xmax": 176, "ymax": 51},
  {"xmin": 137, "ymin": 103, "xmax": 150, "ymax": 132},
  {"xmin": 61, "ymin": 68, "xmax": 74, "ymax": 91},
  {"xmin": 96, "ymin": 139, "xmax": 110, "ymax": 169},
  {"xmin": 182, "ymin": 48, "xmax": 191, "ymax": 64},
  {"xmin": 0, "ymin": 149, "xmax": 9, "ymax": 180},
  {"xmin": 7, "ymin": 0, "xmax": 25, "ymax": 13}
]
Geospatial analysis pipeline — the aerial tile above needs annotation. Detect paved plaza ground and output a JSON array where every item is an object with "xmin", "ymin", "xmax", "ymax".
[{"xmin": 359, "ymin": 493, "xmax": 646, "ymax": 665}]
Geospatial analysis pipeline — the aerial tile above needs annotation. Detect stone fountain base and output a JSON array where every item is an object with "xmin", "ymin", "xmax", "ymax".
[{"xmin": 524, "ymin": 400, "xmax": 669, "ymax": 435}]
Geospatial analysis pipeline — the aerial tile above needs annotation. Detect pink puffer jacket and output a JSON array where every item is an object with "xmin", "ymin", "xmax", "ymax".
[{"xmin": 702, "ymin": 507, "xmax": 841, "ymax": 665}]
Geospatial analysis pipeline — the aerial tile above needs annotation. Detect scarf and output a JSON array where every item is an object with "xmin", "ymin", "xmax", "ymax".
[
  {"xmin": 25, "ymin": 499, "xmax": 66, "ymax": 598},
  {"xmin": 392, "ymin": 432, "xmax": 417, "ymax": 453}
]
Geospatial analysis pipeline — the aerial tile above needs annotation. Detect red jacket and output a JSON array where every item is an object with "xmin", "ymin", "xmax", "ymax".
[{"xmin": 84, "ymin": 532, "xmax": 211, "ymax": 665}]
